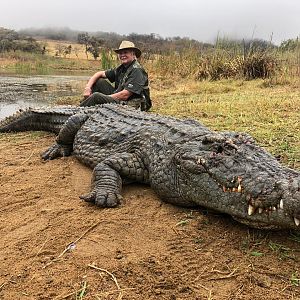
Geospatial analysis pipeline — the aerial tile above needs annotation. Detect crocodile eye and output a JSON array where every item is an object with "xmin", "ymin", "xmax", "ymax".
[{"xmin": 173, "ymin": 152, "xmax": 182, "ymax": 166}]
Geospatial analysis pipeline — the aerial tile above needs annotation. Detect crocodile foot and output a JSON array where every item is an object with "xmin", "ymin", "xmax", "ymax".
[
  {"xmin": 80, "ymin": 190, "xmax": 122, "ymax": 207},
  {"xmin": 41, "ymin": 143, "xmax": 72, "ymax": 160}
]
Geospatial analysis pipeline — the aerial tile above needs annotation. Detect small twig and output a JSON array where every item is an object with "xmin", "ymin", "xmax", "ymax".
[
  {"xmin": 211, "ymin": 268, "xmax": 232, "ymax": 275},
  {"xmin": 172, "ymin": 227, "xmax": 179, "ymax": 235},
  {"xmin": 197, "ymin": 283, "xmax": 210, "ymax": 291},
  {"xmin": 73, "ymin": 221, "xmax": 102, "ymax": 245},
  {"xmin": 33, "ymin": 238, "xmax": 49, "ymax": 259},
  {"xmin": 230, "ymin": 284, "xmax": 245, "ymax": 299},
  {"xmin": 89, "ymin": 263, "xmax": 123, "ymax": 300},
  {"xmin": 20, "ymin": 150, "xmax": 35, "ymax": 165},
  {"xmin": 43, "ymin": 220, "xmax": 102, "ymax": 268},
  {"xmin": 281, "ymin": 284, "xmax": 295, "ymax": 293},
  {"xmin": 88, "ymin": 264, "xmax": 120, "ymax": 288},
  {"xmin": 54, "ymin": 286, "xmax": 85, "ymax": 300},
  {"xmin": 209, "ymin": 267, "xmax": 239, "ymax": 280},
  {"xmin": 193, "ymin": 283, "xmax": 213, "ymax": 300},
  {"xmin": 0, "ymin": 282, "xmax": 7, "ymax": 291},
  {"xmin": 45, "ymin": 175, "xmax": 53, "ymax": 182}
]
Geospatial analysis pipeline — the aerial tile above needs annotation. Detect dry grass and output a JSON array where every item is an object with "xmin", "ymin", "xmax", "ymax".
[
  {"xmin": 150, "ymin": 77, "xmax": 300, "ymax": 169},
  {"xmin": 39, "ymin": 39, "xmax": 90, "ymax": 60}
]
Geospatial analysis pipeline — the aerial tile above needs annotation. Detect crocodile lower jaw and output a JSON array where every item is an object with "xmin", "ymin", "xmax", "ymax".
[{"xmin": 247, "ymin": 200, "xmax": 300, "ymax": 227}]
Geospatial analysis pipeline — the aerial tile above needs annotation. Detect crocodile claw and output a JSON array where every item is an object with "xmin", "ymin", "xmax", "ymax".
[
  {"xmin": 41, "ymin": 143, "xmax": 72, "ymax": 160},
  {"xmin": 80, "ymin": 190, "xmax": 122, "ymax": 207},
  {"xmin": 79, "ymin": 191, "xmax": 97, "ymax": 203}
]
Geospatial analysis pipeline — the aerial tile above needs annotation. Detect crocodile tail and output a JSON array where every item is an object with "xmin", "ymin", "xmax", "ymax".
[{"xmin": 0, "ymin": 107, "xmax": 81, "ymax": 134}]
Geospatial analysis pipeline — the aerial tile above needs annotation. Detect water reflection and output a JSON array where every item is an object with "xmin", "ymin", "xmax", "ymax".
[{"xmin": 0, "ymin": 75, "xmax": 88, "ymax": 120}]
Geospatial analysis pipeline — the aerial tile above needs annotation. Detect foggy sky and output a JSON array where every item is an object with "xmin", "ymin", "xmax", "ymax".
[{"xmin": 1, "ymin": 0, "xmax": 299, "ymax": 44}]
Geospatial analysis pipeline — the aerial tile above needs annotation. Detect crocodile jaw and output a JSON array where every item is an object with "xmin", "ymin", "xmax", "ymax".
[{"xmin": 188, "ymin": 175, "xmax": 300, "ymax": 230}]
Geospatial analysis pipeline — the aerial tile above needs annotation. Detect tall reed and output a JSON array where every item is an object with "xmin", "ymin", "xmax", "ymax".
[{"xmin": 145, "ymin": 40, "xmax": 298, "ymax": 81}]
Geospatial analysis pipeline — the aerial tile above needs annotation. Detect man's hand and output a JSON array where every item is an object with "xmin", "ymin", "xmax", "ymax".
[
  {"xmin": 83, "ymin": 86, "xmax": 92, "ymax": 98},
  {"xmin": 82, "ymin": 71, "xmax": 106, "ymax": 98}
]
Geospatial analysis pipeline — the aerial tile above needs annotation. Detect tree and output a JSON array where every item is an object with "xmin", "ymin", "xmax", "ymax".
[
  {"xmin": 63, "ymin": 45, "xmax": 72, "ymax": 57},
  {"xmin": 280, "ymin": 38, "xmax": 300, "ymax": 51},
  {"xmin": 0, "ymin": 27, "xmax": 19, "ymax": 41},
  {"xmin": 78, "ymin": 32, "xmax": 90, "ymax": 59},
  {"xmin": 78, "ymin": 33, "xmax": 103, "ymax": 60},
  {"xmin": 87, "ymin": 37, "xmax": 103, "ymax": 60},
  {"xmin": 0, "ymin": 27, "xmax": 42, "ymax": 53}
]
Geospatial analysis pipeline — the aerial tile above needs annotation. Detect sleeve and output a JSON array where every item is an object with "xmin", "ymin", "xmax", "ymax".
[
  {"xmin": 105, "ymin": 68, "xmax": 116, "ymax": 83},
  {"xmin": 123, "ymin": 68, "xmax": 147, "ymax": 96}
]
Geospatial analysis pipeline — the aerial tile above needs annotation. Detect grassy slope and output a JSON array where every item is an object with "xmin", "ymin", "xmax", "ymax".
[{"xmin": 152, "ymin": 78, "xmax": 300, "ymax": 169}]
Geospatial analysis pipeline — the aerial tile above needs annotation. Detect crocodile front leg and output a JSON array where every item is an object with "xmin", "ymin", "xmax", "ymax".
[
  {"xmin": 80, "ymin": 162, "xmax": 123, "ymax": 207},
  {"xmin": 41, "ymin": 143, "xmax": 73, "ymax": 160},
  {"xmin": 42, "ymin": 114, "xmax": 88, "ymax": 160},
  {"xmin": 80, "ymin": 152, "xmax": 149, "ymax": 207}
]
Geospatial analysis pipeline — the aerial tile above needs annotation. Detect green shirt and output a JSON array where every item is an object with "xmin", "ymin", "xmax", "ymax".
[{"xmin": 105, "ymin": 60, "xmax": 149, "ymax": 100}]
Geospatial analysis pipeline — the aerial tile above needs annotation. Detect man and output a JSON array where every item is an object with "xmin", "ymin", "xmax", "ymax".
[{"xmin": 80, "ymin": 40, "xmax": 151, "ymax": 111}]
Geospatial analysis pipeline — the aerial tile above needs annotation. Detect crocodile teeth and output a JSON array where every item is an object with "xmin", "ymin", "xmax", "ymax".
[
  {"xmin": 237, "ymin": 183, "xmax": 242, "ymax": 193},
  {"xmin": 258, "ymin": 208, "xmax": 263, "ymax": 214},
  {"xmin": 248, "ymin": 204, "xmax": 255, "ymax": 216},
  {"xmin": 294, "ymin": 218, "xmax": 300, "ymax": 226},
  {"xmin": 279, "ymin": 199, "xmax": 284, "ymax": 210}
]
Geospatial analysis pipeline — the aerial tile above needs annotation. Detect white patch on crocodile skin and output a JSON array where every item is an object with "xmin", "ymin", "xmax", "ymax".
[{"xmin": 128, "ymin": 83, "xmax": 133, "ymax": 88}]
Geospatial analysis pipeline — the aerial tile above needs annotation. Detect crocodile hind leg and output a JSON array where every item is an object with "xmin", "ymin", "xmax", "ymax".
[
  {"xmin": 80, "ymin": 153, "xmax": 149, "ymax": 207},
  {"xmin": 42, "ymin": 114, "xmax": 88, "ymax": 160}
]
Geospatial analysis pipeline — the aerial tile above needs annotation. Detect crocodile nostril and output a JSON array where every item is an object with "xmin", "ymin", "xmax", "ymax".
[{"xmin": 217, "ymin": 145, "xmax": 223, "ymax": 153}]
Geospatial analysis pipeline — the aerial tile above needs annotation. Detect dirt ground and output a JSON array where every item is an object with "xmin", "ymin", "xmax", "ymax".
[{"xmin": 0, "ymin": 132, "xmax": 300, "ymax": 300}]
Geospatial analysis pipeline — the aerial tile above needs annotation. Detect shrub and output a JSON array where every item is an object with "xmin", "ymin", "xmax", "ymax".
[{"xmin": 243, "ymin": 51, "xmax": 278, "ymax": 79}]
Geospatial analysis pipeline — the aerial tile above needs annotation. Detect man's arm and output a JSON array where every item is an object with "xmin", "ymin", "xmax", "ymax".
[
  {"xmin": 83, "ymin": 71, "xmax": 107, "ymax": 98},
  {"xmin": 110, "ymin": 89, "xmax": 133, "ymax": 101},
  {"xmin": 113, "ymin": 67, "xmax": 146, "ymax": 101}
]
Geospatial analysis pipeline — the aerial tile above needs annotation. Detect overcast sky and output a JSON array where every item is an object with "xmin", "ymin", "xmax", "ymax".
[{"xmin": 1, "ymin": 0, "xmax": 299, "ymax": 45}]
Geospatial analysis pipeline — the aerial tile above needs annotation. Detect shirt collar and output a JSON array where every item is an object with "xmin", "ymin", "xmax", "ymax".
[{"xmin": 121, "ymin": 59, "xmax": 136, "ymax": 70}]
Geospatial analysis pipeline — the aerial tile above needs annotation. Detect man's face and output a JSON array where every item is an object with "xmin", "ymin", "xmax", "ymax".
[{"xmin": 118, "ymin": 49, "xmax": 135, "ymax": 65}]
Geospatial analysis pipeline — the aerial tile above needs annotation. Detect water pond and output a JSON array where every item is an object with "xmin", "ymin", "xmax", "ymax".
[{"xmin": 0, "ymin": 74, "xmax": 88, "ymax": 120}]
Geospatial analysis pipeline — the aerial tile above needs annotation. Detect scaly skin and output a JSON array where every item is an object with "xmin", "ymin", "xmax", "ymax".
[{"xmin": 1, "ymin": 104, "xmax": 299, "ymax": 229}]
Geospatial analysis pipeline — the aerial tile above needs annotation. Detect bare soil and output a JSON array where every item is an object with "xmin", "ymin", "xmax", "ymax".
[{"xmin": 0, "ymin": 132, "xmax": 300, "ymax": 300}]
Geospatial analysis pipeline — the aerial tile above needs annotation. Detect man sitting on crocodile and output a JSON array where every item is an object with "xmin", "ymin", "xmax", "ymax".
[{"xmin": 80, "ymin": 40, "xmax": 152, "ymax": 111}]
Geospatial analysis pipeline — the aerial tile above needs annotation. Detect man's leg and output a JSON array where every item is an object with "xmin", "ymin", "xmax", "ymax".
[
  {"xmin": 80, "ymin": 92, "xmax": 118, "ymax": 107},
  {"xmin": 80, "ymin": 78, "xmax": 116, "ymax": 107},
  {"xmin": 92, "ymin": 78, "xmax": 115, "ymax": 95}
]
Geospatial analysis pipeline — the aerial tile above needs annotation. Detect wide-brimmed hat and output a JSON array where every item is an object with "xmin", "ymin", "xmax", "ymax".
[{"xmin": 114, "ymin": 40, "xmax": 142, "ymax": 58}]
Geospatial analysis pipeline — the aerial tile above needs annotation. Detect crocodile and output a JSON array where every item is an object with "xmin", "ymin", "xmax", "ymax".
[{"xmin": 1, "ymin": 104, "xmax": 299, "ymax": 230}]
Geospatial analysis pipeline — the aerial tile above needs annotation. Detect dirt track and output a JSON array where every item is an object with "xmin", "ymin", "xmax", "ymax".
[{"xmin": 0, "ymin": 132, "xmax": 300, "ymax": 300}]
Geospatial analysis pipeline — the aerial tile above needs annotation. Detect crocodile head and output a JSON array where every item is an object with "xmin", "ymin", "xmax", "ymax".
[{"xmin": 172, "ymin": 132, "xmax": 300, "ymax": 229}]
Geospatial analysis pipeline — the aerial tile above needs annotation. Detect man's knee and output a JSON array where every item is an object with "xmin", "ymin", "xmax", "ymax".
[
  {"xmin": 92, "ymin": 79, "xmax": 114, "ymax": 95},
  {"xmin": 80, "ymin": 92, "xmax": 117, "ymax": 107},
  {"xmin": 80, "ymin": 92, "xmax": 106, "ymax": 107}
]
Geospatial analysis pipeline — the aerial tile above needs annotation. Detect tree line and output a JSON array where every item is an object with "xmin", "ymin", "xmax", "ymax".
[
  {"xmin": 1, "ymin": 26, "xmax": 299, "ymax": 58},
  {"xmin": 0, "ymin": 27, "xmax": 44, "ymax": 53}
]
